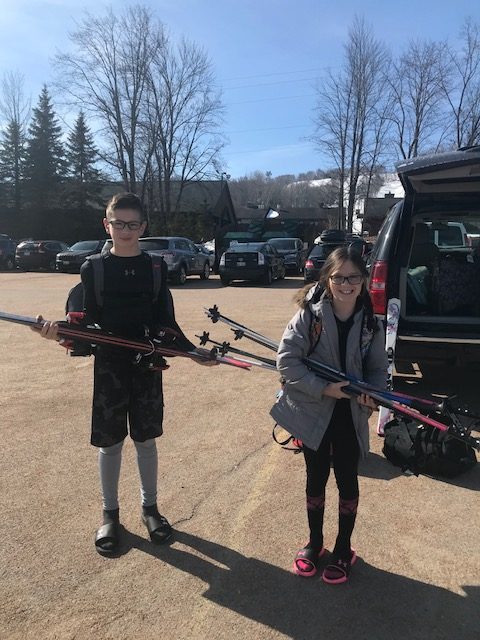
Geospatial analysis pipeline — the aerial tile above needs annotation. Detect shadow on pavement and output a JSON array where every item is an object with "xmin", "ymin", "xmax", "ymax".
[{"xmin": 118, "ymin": 529, "xmax": 478, "ymax": 640}]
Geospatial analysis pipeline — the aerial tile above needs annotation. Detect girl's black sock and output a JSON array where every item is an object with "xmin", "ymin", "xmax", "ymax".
[
  {"xmin": 103, "ymin": 508, "xmax": 120, "ymax": 525},
  {"xmin": 142, "ymin": 503, "xmax": 159, "ymax": 517}
]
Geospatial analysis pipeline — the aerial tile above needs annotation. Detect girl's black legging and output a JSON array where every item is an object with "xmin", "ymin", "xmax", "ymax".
[
  {"xmin": 302, "ymin": 401, "xmax": 360, "ymax": 556},
  {"xmin": 303, "ymin": 400, "xmax": 360, "ymax": 499}
]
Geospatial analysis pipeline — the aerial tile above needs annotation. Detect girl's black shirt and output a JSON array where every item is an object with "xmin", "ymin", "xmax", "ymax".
[
  {"xmin": 80, "ymin": 250, "xmax": 195, "ymax": 360},
  {"xmin": 334, "ymin": 313, "xmax": 354, "ymax": 411}
]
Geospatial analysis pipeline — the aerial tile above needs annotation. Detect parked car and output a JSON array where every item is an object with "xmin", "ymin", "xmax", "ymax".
[
  {"xmin": 267, "ymin": 237, "xmax": 308, "ymax": 274},
  {"xmin": 137, "ymin": 236, "xmax": 210, "ymax": 284},
  {"xmin": 15, "ymin": 240, "xmax": 70, "ymax": 271},
  {"xmin": 55, "ymin": 240, "xmax": 107, "ymax": 273},
  {"xmin": 304, "ymin": 230, "xmax": 367, "ymax": 283},
  {"xmin": 0, "ymin": 234, "xmax": 16, "ymax": 270},
  {"xmin": 195, "ymin": 243, "xmax": 216, "ymax": 268},
  {"xmin": 218, "ymin": 241, "xmax": 286, "ymax": 286},
  {"xmin": 367, "ymin": 145, "xmax": 480, "ymax": 367}
]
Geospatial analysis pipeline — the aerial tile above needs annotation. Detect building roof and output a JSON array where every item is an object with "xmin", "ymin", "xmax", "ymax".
[{"xmin": 236, "ymin": 206, "xmax": 330, "ymax": 222}]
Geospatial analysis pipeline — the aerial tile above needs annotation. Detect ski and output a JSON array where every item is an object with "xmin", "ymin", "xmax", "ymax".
[
  {"xmin": 0, "ymin": 310, "xmax": 252, "ymax": 370},
  {"xmin": 377, "ymin": 298, "xmax": 401, "ymax": 436}
]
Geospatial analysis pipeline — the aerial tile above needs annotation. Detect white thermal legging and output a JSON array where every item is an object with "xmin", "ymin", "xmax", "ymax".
[{"xmin": 98, "ymin": 439, "xmax": 158, "ymax": 511}]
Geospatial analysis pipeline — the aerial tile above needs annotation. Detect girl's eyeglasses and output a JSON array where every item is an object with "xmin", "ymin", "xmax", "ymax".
[
  {"xmin": 108, "ymin": 219, "xmax": 144, "ymax": 230},
  {"xmin": 330, "ymin": 274, "xmax": 363, "ymax": 285}
]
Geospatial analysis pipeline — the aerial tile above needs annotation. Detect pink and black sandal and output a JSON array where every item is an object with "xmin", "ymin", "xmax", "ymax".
[
  {"xmin": 321, "ymin": 549, "xmax": 357, "ymax": 584},
  {"xmin": 293, "ymin": 545, "xmax": 326, "ymax": 578}
]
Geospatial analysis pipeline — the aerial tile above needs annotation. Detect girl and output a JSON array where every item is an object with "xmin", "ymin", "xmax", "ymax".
[{"xmin": 270, "ymin": 246, "xmax": 387, "ymax": 584}]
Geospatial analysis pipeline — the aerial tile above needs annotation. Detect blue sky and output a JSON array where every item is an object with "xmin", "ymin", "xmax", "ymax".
[{"xmin": 1, "ymin": 0, "xmax": 480, "ymax": 178}]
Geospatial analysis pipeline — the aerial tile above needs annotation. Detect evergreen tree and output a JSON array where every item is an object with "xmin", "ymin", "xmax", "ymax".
[
  {"xmin": 24, "ymin": 85, "xmax": 66, "ymax": 208},
  {"xmin": 0, "ymin": 119, "xmax": 26, "ymax": 210},
  {"xmin": 65, "ymin": 111, "xmax": 102, "ymax": 211}
]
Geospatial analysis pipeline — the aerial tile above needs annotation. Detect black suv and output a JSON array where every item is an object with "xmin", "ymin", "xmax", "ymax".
[
  {"xmin": 304, "ymin": 230, "xmax": 366, "ymax": 283},
  {"xmin": 0, "ymin": 234, "xmax": 16, "ymax": 270},
  {"xmin": 267, "ymin": 237, "xmax": 308, "ymax": 275},
  {"xmin": 367, "ymin": 146, "xmax": 480, "ymax": 367}
]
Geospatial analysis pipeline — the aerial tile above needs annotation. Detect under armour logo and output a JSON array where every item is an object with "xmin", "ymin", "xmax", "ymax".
[{"xmin": 124, "ymin": 269, "xmax": 136, "ymax": 276}]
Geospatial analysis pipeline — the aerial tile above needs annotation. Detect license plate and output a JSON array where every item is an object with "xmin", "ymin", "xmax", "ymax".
[
  {"xmin": 24, "ymin": 251, "xmax": 30, "ymax": 255},
  {"xmin": 237, "ymin": 260, "xmax": 246, "ymax": 266},
  {"xmin": 63, "ymin": 261, "xmax": 70, "ymax": 265}
]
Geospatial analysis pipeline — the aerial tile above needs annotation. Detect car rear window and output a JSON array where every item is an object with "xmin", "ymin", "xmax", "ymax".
[
  {"xmin": 227, "ymin": 243, "xmax": 264, "ymax": 252},
  {"xmin": 268, "ymin": 239, "xmax": 296, "ymax": 250},
  {"xmin": 70, "ymin": 241, "xmax": 102, "ymax": 251},
  {"xmin": 436, "ymin": 226, "xmax": 463, "ymax": 247},
  {"xmin": 139, "ymin": 239, "xmax": 169, "ymax": 251},
  {"xmin": 309, "ymin": 243, "xmax": 342, "ymax": 258}
]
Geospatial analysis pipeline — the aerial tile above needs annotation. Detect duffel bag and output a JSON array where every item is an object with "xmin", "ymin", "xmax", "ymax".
[{"xmin": 383, "ymin": 417, "xmax": 477, "ymax": 478}]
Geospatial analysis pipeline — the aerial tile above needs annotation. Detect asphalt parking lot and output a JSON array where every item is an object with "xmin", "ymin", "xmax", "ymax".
[{"xmin": 0, "ymin": 271, "xmax": 478, "ymax": 640}]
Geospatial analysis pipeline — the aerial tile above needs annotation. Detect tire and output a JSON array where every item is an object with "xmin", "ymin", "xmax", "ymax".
[
  {"xmin": 200, "ymin": 262, "xmax": 210, "ymax": 280},
  {"xmin": 220, "ymin": 276, "xmax": 230, "ymax": 286},
  {"xmin": 277, "ymin": 266, "xmax": 286, "ymax": 280},
  {"xmin": 48, "ymin": 259, "xmax": 56, "ymax": 272},
  {"xmin": 263, "ymin": 268, "xmax": 273, "ymax": 285},
  {"xmin": 5, "ymin": 256, "xmax": 14, "ymax": 271},
  {"xmin": 174, "ymin": 265, "xmax": 187, "ymax": 285}
]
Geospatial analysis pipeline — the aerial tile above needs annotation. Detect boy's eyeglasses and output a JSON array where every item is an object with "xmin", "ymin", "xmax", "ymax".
[
  {"xmin": 108, "ymin": 219, "xmax": 144, "ymax": 230},
  {"xmin": 330, "ymin": 274, "xmax": 363, "ymax": 285}
]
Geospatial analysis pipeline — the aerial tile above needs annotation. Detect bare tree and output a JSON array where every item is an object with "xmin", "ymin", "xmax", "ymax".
[
  {"xmin": 443, "ymin": 18, "xmax": 480, "ymax": 148},
  {"xmin": 313, "ymin": 17, "xmax": 389, "ymax": 230},
  {"xmin": 0, "ymin": 71, "xmax": 30, "ymax": 210},
  {"xmin": 145, "ymin": 36, "xmax": 225, "ymax": 230},
  {"xmin": 55, "ymin": 5, "xmax": 160, "ymax": 193},
  {"xmin": 386, "ymin": 39, "xmax": 448, "ymax": 160}
]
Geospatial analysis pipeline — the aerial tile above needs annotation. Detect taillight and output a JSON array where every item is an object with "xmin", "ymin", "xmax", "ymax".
[
  {"xmin": 465, "ymin": 233, "xmax": 471, "ymax": 246},
  {"xmin": 219, "ymin": 253, "xmax": 226, "ymax": 266},
  {"xmin": 257, "ymin": 252, "xmax": 265, "ymax": 265},
  {"xmin": 369, "ymin": 260, "xmax": 388, "ymax": 315},
  {"xmin": 305, "ymin": 259, "xmax": 314, "ymax": 269}
]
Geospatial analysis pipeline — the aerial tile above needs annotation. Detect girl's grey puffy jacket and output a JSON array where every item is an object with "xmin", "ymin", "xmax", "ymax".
[{"xmin": 270, "ymin": 285, "xmax": 388, "ymax": 458}]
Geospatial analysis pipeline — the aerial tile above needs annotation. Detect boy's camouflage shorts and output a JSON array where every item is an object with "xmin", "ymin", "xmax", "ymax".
[{"xmin": 91, "ymin": 354, "xmax": 164, "ymax": 447}]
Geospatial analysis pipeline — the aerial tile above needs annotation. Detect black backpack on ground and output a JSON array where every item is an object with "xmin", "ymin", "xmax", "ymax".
[
  {"xmin": 65, "ymin": 252, "xmax": 164, "ymax": 356},
  {"xmin": 383, "ymin": 417, "xmax": 477, "ymax": 478}
]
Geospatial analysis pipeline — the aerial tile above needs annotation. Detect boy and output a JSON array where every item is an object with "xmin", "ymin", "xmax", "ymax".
[{"xmin": 38, "ymin": 192, "xmax": 215, "ymax": 555}]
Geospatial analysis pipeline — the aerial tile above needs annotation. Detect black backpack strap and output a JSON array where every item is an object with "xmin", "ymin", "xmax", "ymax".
[
  {"xmin": 87, "ymin": 254, "xmax": 104, "ymax": 308},
  {"xmin": 149, "ymin": 253, "xmax": 164, "ymax": 302},
  {"xmin": 308, "ymin": 310, "xmax": 322, "ymax": 356}
]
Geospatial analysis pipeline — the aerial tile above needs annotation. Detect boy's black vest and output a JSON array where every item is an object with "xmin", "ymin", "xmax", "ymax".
[{"xmin": 65, "ymin": 252, "xmax": 164, "ymax": 356}]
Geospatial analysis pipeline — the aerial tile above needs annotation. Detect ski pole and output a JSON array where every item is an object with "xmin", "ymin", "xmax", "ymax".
[
  {"xmin": 205, "ymin": 306, "xmax": 278, "ymax": 351},
  {"xmin": 196, "ymin": 331, "xmax": 277, "ymax": 367}
]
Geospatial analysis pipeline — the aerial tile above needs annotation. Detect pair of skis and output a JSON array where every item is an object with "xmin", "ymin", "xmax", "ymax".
[
  {"xmin": 0, "ymin": 311, "xmax": 252, "ymax": 370},
  {"xmin": 377, "ymin": 298, "xmax": 400, "ymax": 436},
  {"xmin": 204, "ymin": 305, "xmax": 480, "ymax": 452}
]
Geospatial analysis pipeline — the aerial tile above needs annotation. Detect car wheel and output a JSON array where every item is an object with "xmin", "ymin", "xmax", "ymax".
[
  {"xmin": 263, "ymin": 268, "xmax": 273, "ymax": 285},
  {"xmin": 174, "ymin": 265, "xmax": 187, "ymax": 285},
  {"xmin": 200, "ymin": 262, "xmax": 210, "ymax": 280},
  {"xmin": 5, "ymin": 257, "xmax": 14, "ymax": 270},
  {"xmin": 220, "ymin": 276, "xmax": 230, "ymax": 286},
  {"xmin": 48, "ymin": 259, "xmax": 56, "ymax": 271},
  {"xmin": 277, "ymin": 266, "xmax": 286, "ymax": 280}
]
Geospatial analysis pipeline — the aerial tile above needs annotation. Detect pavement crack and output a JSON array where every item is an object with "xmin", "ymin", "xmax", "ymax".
[{"xmin": 173, "ymin": 439, "xmax": 270, "ymax": 527}]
